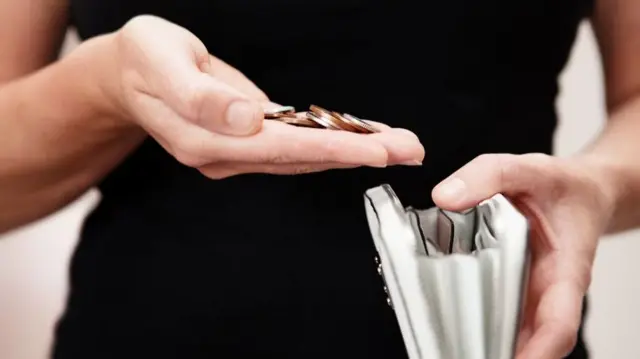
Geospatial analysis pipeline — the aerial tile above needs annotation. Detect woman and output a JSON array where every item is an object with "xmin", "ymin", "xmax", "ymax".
[{"xmin": 2, "ymin": 0, "xmax": 640, "ymax": 358}]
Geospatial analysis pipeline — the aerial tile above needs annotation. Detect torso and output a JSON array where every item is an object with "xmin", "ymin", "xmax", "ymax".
[{"xmin": 53, "ymin": 1, "xmax": 591, "ymax": 358}]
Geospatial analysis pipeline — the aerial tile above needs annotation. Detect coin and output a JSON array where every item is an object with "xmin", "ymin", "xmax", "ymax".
[
  {"xmin": 309, "ymin": 105, "xmax": 358, "ymax": 132},
  {"xmin": 330, "ymin": 111, "xmax": 367, "ymax": 133},
  {"xmin": 278, "ymin": 113, "xmax": 322, "ymax": 128},
  {"xmin": 310, "ymin": 105, "xmax": 379, "ymax": 134},
  {"xmin": 308, "ymin": 105, "xmax": 331, "ymax": 117},
  {"xmin": 342, "ymin": 113, "xmax": 380, "ymax": 133},
  {"xmin": 264, "ymin": 103, "xmax": 380, "ymax": 134},
  {"xmin": 264, "ymin": 105, "xmax": 296, "ymax": 119},
  {"xmin": 306, "ymin": 111, "xmax": 342, "ymax": 130}
]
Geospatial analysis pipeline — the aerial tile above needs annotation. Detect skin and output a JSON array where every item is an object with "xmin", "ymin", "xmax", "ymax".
[
  {"xmin": 0, "ymin": 7, "xmax": 424, "ymax": 233},
  {"xmin": 0, "ymin": 0, "xmax": 639, "ymax": 358}
]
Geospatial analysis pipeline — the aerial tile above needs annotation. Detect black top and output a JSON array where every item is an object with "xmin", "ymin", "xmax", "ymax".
[{"xmin": 54, "ymin": 1, "xmax": 591, "ymax": 358}]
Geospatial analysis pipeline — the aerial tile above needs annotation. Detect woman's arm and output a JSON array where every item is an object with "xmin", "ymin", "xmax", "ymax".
[
  {"xmin": 1, "ymin": 0, "xmax": 68, "ymax": 80},
  {"xmin": 0, "ymin": 0, "xmax": 145, "ymax": 233},
  {"xmin": 0, "ymin": 36, "xmax": 146, "ymax": 233},
  {"xmin": 578, "ymin": 0, "xmax": 640, "ymax": 233},
  {"xmin": 0, "ymin": 8, "xmax": 425, "ymax": 235}
]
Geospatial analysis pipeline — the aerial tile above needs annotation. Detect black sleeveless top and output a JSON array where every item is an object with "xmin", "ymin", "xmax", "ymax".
[{"xmin": 54, "ymin": 1, "xmax": 591, "ymax": 358}]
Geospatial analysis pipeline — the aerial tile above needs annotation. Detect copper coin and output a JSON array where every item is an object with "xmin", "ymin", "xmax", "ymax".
[
  {"xmin": 308, "ymin": 104, "xmax": 330, "ymax": 116},
  {"xmin": 278, "ymin": 113, "xmax": 322, "ymax": 128},
  {"xmin": 309, "ymin": 105, "xmax": 339, "ymax": 121},
  {"xmin": 308, "ymin": 105, "xmax": 346, "ymax": 130},
  {"xmin": 306, "ymin": 111, "xmax": 342, "ymax": 130},
  {"xmin": 330, "ymin": 111, "xmax": 365, "ymax": 133},
  {"xmin": 342, "ymin": 113, "xmax": 380, "ymax": 133},
  {"xmin": 335, "ymin": 112, "xmax": 372, "ymax": 133}
]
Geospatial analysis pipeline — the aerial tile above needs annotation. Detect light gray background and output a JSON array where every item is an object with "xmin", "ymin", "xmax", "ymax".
[{"xmin": 1, "ymin": 22, "xmax": 639, "ymax": 358}]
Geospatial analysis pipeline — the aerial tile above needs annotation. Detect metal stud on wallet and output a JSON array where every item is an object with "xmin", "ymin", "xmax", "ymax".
[{"xmin": 363, "ymin": 184, "xmax": 530, "ymax": 359}]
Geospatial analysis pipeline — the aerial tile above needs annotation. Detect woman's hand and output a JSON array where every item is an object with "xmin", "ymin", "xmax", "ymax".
[
  {"xmin": 431, "ymin": 153, "xmax": 617, "ymax": 359},
  {"xmin": 101, "ymin": 15, "xmax": 424, "ymax": 178}
]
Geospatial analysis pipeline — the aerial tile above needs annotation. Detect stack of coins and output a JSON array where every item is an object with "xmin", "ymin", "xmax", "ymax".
[{"xmin": 264, "ymin": 105, "xmax": 380, "ymax": 134}]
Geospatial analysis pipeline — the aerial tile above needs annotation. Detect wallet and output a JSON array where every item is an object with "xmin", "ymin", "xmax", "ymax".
[{"xmin": 363, "ymin": 184, "xmax": 530, "ymax": 359}]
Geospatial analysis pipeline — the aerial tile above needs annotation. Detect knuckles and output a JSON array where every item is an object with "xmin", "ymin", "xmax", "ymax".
[
  {"xmin": 116, "ymin": 15, "xmax": 158, "ymax": 55},
  {"xmin": 177, "ymin": 81, "xmax": 209, "ymax": 123},
  {"xmin": 120, "ymin": 15, "xmax": 164, "ymax": 37}
]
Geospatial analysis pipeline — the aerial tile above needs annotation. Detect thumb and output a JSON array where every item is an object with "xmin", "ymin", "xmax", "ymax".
[
  {"xmin": 136, "ymin": 19, "xmax": 266, "ymax": 136},
  {"xmin": 432, "ymin": 153, "xmax": 541, "ymax": 211},
  {"xmin": 160, "ymin": 60, "xmax": 265, "ymax": 136}
]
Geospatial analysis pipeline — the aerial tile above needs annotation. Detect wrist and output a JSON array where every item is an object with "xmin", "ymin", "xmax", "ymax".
[
  {"xmin": 61, "ymin": 32, "xmax": 133, "ymax": 128},
  {"xmin": 573, "ymin": 152, "xmax": 631, "ymax": 233}
]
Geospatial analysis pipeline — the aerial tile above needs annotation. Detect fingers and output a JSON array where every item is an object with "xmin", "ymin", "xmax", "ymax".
[
  {"xmin": 135, "ymin": 94, "xmax": 390, "ymax": 168},
  {"xmin": 515, "ymin": 325, "xmax": 534, "ymax": 356},
  {"xmin": 369, "ymin": 128, "xmax": 424, "ymax": 165},
  {"xmin": 136, "ymin": 87, "xmax": 425, "ymax": 170},
  {"xmin": 201, "ymin": 120, "xmax": 391, "ymax": 166},
  {"xmin": 157, "ymin": 57, "xmax": 264, "ymax": 136},
  {"xmin": 517, "ymin": 245, "xmax": 590, "ymax": 359},
  {"xmin": 431, "ymin": 153, "xmax": 549, "ymax": 211},
  {"xmin": 357, "ymin": 120, "xmax": 423, "ymax": 165},
  {"xmin": 199, "ymin": 162, "xmax": 361, "ymax": 179},
  {"xmin": 516, "ymin": 280, "xmax": 584, "ymax": 359}
]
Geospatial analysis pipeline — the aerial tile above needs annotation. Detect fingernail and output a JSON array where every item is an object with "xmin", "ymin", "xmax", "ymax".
[
  {"xmin": 401, "ymin": 160, "xmax": 422, "ymax": 166},
  {"xmin": 436, "ymin": 177, "xmax": 466, "ymax": 201},
  {"xmin": 226, "ymin": 101, "xmax": 259, "ymax": 134}
]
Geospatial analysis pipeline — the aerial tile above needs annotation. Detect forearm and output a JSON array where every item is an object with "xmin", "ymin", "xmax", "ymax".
[
  {"xmin": 0, "ymin": 34, "xmax": 146, "ymax": 234},
  {"xmin": 577, "ymin": 96, "xmax": 640, "ymax": 234}
]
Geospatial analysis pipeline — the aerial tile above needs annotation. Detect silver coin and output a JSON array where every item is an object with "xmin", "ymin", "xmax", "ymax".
[{"xmin": 264, "ymin": 106, "xmax": 296, "ymax": 118}]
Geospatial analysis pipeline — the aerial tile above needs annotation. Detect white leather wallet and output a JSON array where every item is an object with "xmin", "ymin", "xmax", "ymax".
[{"xmin": 364, "ymin": 184, "xmax": 530, "ymax": 359}]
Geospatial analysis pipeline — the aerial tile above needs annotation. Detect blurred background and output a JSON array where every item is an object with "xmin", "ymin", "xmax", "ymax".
[{"xmin": 1, "ymin": 22, "xmax": 640, "ymax": 359}]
